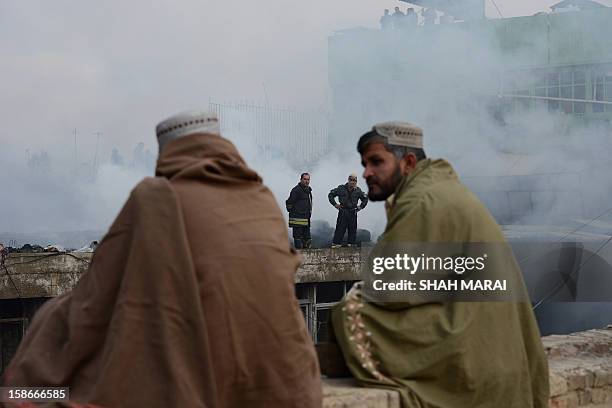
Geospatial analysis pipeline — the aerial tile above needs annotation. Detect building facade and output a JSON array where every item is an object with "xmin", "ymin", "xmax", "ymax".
[{"xmin": 328, "ymin": 6, "xmax": 612, "ymax": 223}]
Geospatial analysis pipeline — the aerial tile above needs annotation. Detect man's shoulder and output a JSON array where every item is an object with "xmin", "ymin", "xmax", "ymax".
[
  {"xmin": 411, "ymin": 178, "xmax": 474, "ymax": 206},
  {"xmin": 131, "ymin": 177, "xmax": 172, "ymax": 199},
  {"xmin": 401, "ymin": 178, "xmax": 495, "ymax": 228},
  {"xmin": 389, "ymin": 180, "xmax": 504, "ymax": 241},
  {"xmin": 292, "ymin": 184, "xmax": 311, "ymax": 195},
  {"xmin": 117, "ymin": 177, "xmax": 178, "ymax": 224}
]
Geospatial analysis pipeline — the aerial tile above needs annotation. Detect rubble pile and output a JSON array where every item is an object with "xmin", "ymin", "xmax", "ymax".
[{"xmin": 0, "ymin": 241, "xmax": 98, "ymax": 254}]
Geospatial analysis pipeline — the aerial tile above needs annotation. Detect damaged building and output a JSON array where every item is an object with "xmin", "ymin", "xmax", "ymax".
[
  {"xmin": 329, "ymin": 0, "xmax": 612, "ymax": 223},
  {"xmin": 330, "ymin": 0, "xmax": 612, "ymax": 134},
  {"xmin": 3, "ymin": 3, "xmax": 612, "ymax": 399}
]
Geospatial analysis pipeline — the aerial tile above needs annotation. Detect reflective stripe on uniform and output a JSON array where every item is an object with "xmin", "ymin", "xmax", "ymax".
[{"xmin": 289, "ymin": 217, "xmax": 309, "ymax": 227}]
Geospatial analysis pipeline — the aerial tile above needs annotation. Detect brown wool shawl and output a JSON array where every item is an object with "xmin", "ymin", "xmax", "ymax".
[{"xmin": 3, "ymin": 133, "xmax": 322, "ymax": 408}]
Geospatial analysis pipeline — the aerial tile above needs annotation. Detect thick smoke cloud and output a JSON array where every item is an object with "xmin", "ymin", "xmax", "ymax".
[
  {"xmin": 329, "ymin": 12, "xmax": 612, "ymax": 229},
  {"xmin": 3, "ymin": 0, "xmax": 612, "ymax": 246}
]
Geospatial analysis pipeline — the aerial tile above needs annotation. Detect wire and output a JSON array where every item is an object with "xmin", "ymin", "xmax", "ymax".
[
  {"xmin": 532, "ymin": 234, "xmax": 612, "ymax": 310},
  {"xmin": 489, "ymin": 0, "xmax": 504, "ymax": 18},
  {"xmin": 1, "ymin": 251, "xmax": 90, "ymax": 319},
  {"xmin": 65, "ymin": 252, "xmax": 92, "ymax": 264},
  {"xmin": 2, "ymin": 259, "xmax": 24, "ymax": 302},
  {"xmin": 4, "ymin": 251, "xmax": 91, "ymax": 268},
  {"xmin": 516, "ymin": 205, "xmax": 612, "ymax": 266},
  {"xmin": 2, "ymin": 263, "xmax": 21, "ymax": 298},
  {"xmin": 3, "ymin": 252, "xmax": 63, "ymax": 267},
  {"xmin": 0, "ymin": 251, "xmax": 90, "ymax": 302}
]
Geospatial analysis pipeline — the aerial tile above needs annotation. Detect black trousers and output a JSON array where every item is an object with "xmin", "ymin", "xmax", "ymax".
[
  {"xmin": 333, "ymin": 209, "xmax": 357, "ymax": 245},
  {"xmin": 292, "ymin": 225, "xmax": 311, "ymax": 249}
]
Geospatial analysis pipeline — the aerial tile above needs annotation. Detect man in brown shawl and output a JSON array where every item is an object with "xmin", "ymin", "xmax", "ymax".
[
  {"xmin": 328, "ymin": 122, "xmax": 549, "ymax": 407},
  {"xmin": 2, "ymin": 111, "xmax": 322, "ymax": 408}
]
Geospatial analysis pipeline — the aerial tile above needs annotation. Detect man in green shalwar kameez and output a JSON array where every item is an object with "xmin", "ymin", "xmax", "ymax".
[{"xmin": 330, "ymin": 122, "xmax": 549, "ymax": 407}]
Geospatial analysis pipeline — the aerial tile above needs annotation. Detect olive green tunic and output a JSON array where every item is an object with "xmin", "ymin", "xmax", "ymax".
[{"xmin": 331, "ymin": 159, "xmax": 549, "ymax": 408}]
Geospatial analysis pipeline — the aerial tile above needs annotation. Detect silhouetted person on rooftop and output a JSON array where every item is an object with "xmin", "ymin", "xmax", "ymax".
[
  {"xmin": 405, "ymin": 8, "xmax": 418, "ymax": 27},
  {"xmin": 380, "ymin": 9, "xmax": 392, "ymax": 30},
  {"xmin": 422, "ymin": 7, "xmax": 437, "ymax": 25},
  {"xmin": 392, "ymin": 6, "xmax": 405, "ymax": 29}
]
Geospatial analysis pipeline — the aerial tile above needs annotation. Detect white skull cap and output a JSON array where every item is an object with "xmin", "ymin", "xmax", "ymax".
[
  {"xmin": 372, "ymin": 121, "xmax": 423, "ymax": 149},
  {"xmin": 156, "ymin": 110, "xmax": 220, "ymax": 147}
]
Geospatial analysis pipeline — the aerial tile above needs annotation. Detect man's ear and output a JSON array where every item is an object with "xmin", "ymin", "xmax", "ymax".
[{"xmin": 399, "ymin": 153, "xmax": 418, "ymax": 175}]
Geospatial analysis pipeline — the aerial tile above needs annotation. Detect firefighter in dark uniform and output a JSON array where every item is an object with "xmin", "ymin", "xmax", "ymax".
[
  {"xmin": 328, "ymin": 174, "xmax": 368, "ymax": 248},
  {"xmin": 286, "ymin": 173, "xmax": 313, "ymax": 249}
]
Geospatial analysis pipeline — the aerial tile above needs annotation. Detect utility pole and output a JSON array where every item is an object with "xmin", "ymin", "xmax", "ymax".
[
  {"xmin": 74, "ymin": 128, "xmax": 78, "ymax": 167},
  {"xmin": 92, "ymin": 132, "xmax": 102, "ymax": 179},
  {"xmin": 262, "ymin": 82, "xmax": 270, "ymax": 106}
]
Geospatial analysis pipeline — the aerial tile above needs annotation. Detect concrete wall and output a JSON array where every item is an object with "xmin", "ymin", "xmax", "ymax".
[
  {"xmin": 296, "ymin": 249, "xmax": 361, "ymax": 283},
  {"xmin": 0, "ymin": 249, "xmax": 360, "ymax": 299},
  {"xmin": 2, "ymin": 250, "xmax": 612, "ymax": 407},
  {"xmin": 0, "ymin": 253, "xmax": 91, "ymax": 299}
]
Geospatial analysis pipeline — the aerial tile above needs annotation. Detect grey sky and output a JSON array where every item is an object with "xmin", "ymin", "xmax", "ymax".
[
  {"xmin": 2, "ymin": 0, "xmax": 610, "ymax": 152},
  {"xmin": 2, "ymin": 0, "xmax": 612, "ymax": 236}
]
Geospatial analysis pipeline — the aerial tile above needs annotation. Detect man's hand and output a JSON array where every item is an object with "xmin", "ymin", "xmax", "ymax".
[{"xmin": 335, "ymin": 204, "xmax": 341, "ymax": 209}]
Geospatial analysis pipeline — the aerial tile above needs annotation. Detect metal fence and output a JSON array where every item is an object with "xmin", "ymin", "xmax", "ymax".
[{"xmin": 209, "ymin": 102, "xmax": 329, "ymax": 167}]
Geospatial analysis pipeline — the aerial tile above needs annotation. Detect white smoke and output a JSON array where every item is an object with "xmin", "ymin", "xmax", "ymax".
[
  {"xmin": 3, "ymin": 1, "xmax": 612, "ymax": 244},
  {"xmin": 326, "ymin": 13, "xmax": 612, "ymax": 230}
]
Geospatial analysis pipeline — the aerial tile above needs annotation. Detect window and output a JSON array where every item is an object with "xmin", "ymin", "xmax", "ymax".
[
  {"xmin": 592, "ymin": 73, "xmax": 612, "ymax": 113},
  {"xmin": 594, "ymin": 75, "xmax": 605, "ymax": 113},
  {"xmin": 561, "ymin": 80, "xmax": 572, "ymax": 114},
  {"xmin": 535, "ymin": 76, "xmax": 547, "ymax": 110},
  {"xmin": 547, "ymin": 73, "xmax": 560, "ymax": 112},
  {"xmin": 502, "ymin": 71, "xmax": 532, "ymax": 111},
  {"xmin": 606, "ymin": 75, "xmax": 612, "ymax": 113},
  {"xmin": 316, "ymin": 282, "xmax": 345, "ymax": 303},
  {"xmin": 295, "ymin": 281, "xmax": 357, "ymax": 343},
  {"xmin": 545, "ymin": 70, "xmax": 585, "ymax": 114},
  {"xmin": 502, "ymin": 67, "xmax": 598, "ymax": 115},
  {"xmin": 516, "ymin": 89, "xmax": 530, "ymax": 110},
  {"xmin": 573, "ymin": 71, "xmax": 586, "ymax": 114},
  {"xmin": 315, "ymin": 308, "xmax": 332, "ymax": 343},
  {"xmin": 0, "ymin": 318, "xmax": 27, "ymax": 374}
]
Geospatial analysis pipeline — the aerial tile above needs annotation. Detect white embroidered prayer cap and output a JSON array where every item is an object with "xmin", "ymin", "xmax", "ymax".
[
  {"xmin": 372, "ymin": 121, "xmax": 423, "ymax": 149},
  {"xmin": 156, "ymin": 110, "xmax": 220, "ymax": 151}
]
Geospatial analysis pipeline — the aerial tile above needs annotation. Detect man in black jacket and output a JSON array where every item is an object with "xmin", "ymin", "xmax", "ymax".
[
  {"xmin": 328, "ymin": 174, "xmax": 368, "ymax": 248},
  {"xmin": 286, "ymin": 173, "xmax": 313, "ymax": 249}
]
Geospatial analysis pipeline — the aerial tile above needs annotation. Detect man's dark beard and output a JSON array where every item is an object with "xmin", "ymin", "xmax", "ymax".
[{"xmin": 366, "ymin": 164, "xmax": 403, "ymax": 201}]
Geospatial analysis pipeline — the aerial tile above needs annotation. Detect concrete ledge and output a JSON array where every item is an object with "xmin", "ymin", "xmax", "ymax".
[
  {"xmin": 323, "ymin": 378, "xmax": 400, "ymax": 408},
  {"xmin": 1, "ymin": 249, "xmax": 360, "ymax": 298},
  {"xmin": 0, "ymin": 252, "xmax": 91, "ymax": 298},
  {"xmin": 322, "ymin": 328, "xmax": 612, "ymax": 408},
  {"xmin": 297, "ymin": 248, "xmax": 362, "ymax": 283},
  {"xmin": 3, "ymin": 251, "xmax": 612, "ymax": 408},
  {"xmin": 546, "ymin": 328, "xmax": 612, "ymax": 407}
]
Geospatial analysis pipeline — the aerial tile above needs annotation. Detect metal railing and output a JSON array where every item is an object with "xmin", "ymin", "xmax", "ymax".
[{"xmin": 209, "ymin": 102, "xmax": 329, "ymax": 167}]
